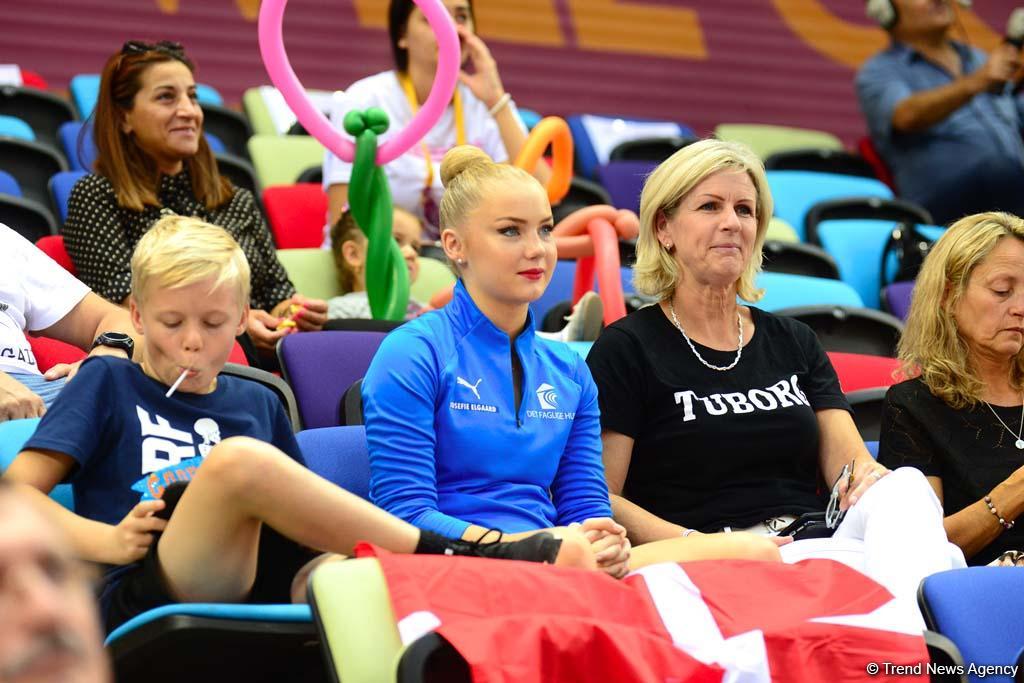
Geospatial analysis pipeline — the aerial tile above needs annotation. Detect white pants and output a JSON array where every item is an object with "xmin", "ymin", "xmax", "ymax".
[{"xmin": 776, "ymin": 467, "xmax": 966, "ymax": 601}]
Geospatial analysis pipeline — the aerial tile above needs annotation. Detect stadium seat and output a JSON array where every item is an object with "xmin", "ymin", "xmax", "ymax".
[
  {"xmin": 195, "ymin": 83, "xmax": 223, "ymax": 106},
  {"xmin": 296, "ymin": 165, "xmax": 322, "ymax": 184},
  {"xmin": 215, "ymin": 153, "xmax": 260, "ymax": 199},
  {"xmin": 397, "ymin": 632, "xmax": 471, "ymax": 683},
  {"xmin": 106, "ymin": 603, "xmax": 323, "ymax": 683},
  {"xmin": 248, "ymin": 135, "xmax": 325, "ymax": 188},
  {"xmin": 881, "ymin": 280, "xmax": 915, "ymax": 321},
  {"xmin": 567, "ymin": 114, "xmax": 693, "ymax": 179},
  {"xmin": 774, "ymin": 305, "xmax": 904, "ymax": 357},
  {"xmin": 277, "ymin": 331, "xmax": 388, "ymax": 429},
  {"xmin": 804, "ymin": 197, "xmax": 932, "ymax": 247},
  {"xmin": 0, "ymin": 418, "xmax": 74, "ymax": 510},
  {"xmin": 0, "ymin": 168, "xmax": 20, "ymax": 196},
  {"xmin": 48, "ymin": 169, "xmax": 86, "ymax": 222},
  {"xmin": 58, "ymin": 120, "xmax": 96, "ymax": 171},
  {"xmin": 552, "ymin": 176, "xmax": 613, "ymax": 224},
  {"xmin": 276, "ymin": 248, "xmax": 340, "ymax": 301},
  {"xmin": 0, "ymin": 137, "xmax": 68, "ymax": 207},
  {"xmin": 609, "ymin": 135, "xmax": 696, "ymax": 163},
  {"xmin": 766, "ymin": 217, "xmax": 799, "ymax": 243},
  {"xmin": 294, "ymin": 425, "xmax": 371, "ymax": 498},
  {"xmin": 264, "ymin": 183, "xmax": 327, "ymax": 249},
  {"xmin": 0, "ymin": 113, "xmax": 35, "ymax": 140},
  {"xmin": 0, "ymin": 194, "xmax": 57, "ymax": 242},
  {"xmin": 714, "ymin": 124, "xmax": 843, "ymax": 160},
  {"xmin": 220, "ymin": 363, "xmax": 300, "ymax": 431},
  {"xmin": 846, "ymin": 387, "xmax": 887, "ymax": 442},
  {"xmin": 338, "ymin": 377, "xmax": 364, "ymax": 425},
  {"xmin": 204, "ymin": 132, "xmax": 226, "ymax": 154},
  {"xmin": 242, "ymin": 86, "xmax": 280, "ymax": 136},
  {"xmin": 826, "ymin": 352, "xmax": 901, "ymax": 393},
  {"xmin": 763, "ymin": 148, "xmax": 877, "ymax": 179},
  {"xmin": 596, "ymin": 160, "xmax": 656, "ymax": 215},
  {"xmin": 754, "ymin": 272, "xmax": 863, "ymax": 311},
  {"xmin": 71, "ymin": 74, "xmax": 224, "ymax": 119},
  {"xmin": 35, "ymin": 234, "xmax": 76, "ymax": 274},
  {"xmin": 27, "ymin": 333, "xmax": 85, "ymax": 372},
  {"xmin": 919, "ymin": 568, "xmax": 1024, "ymax": 683},
  {"xmin": 766, "ymin": 171, "xmax": 893, "ymax": 241},
  {"xmin": 761, "ymin": 241, "xmax": 840, "ymax": 279},
  {"xmin": 412, "ymin": 257, "xmax": 456, "ymax": 304},
  {"xmin": 307, "ymin": 557, "xmax": 404, "ymax": 683},
  {"xmin": 202, "ymin": 103, "xmax": 253, "ymax": 160},
  {"xmin": 518, "ymin": 107, "xmax": 542, "ymax": 130},
  {"xmin": 0, "ymin": 85, "xmax": 74, "ymax": 150}
]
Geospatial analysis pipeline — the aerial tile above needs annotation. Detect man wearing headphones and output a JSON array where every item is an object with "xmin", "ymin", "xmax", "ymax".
[{"xmin": 856, "ymin": 0, "xmax": 1024, "ymax": 225}]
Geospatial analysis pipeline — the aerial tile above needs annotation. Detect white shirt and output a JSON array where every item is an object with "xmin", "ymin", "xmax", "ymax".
[
  {"xmin": 0, "ymin": 224, "xmax": 89, "ymax": 375},
  {"xmin": 322, "ymin": 70, "xmax": 515, "ymax": 238}
]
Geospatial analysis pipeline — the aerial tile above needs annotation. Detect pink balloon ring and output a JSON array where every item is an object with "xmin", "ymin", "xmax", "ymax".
[{"xmin": 258, "ymin": 0, "xmax": 461, "ymax": 165}]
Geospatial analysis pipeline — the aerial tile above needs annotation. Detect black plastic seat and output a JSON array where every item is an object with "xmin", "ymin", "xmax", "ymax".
[
  {"xmin": 0, "ymin": 194, "xmax": 57, "ymax": 242},
  {"xmin": 397, "ymin": 632, "xmax": 471, "ymax": 683},
  {"xmin": 0, "ymin": 137, "xmax": 68, "ymax": 207},
  {"xmin": 0, "ymin": 86, "xmax": 75, "ymax": 151},
  {"xmin": 215, "ymin": 153, "xmax": 261, "ymax": 200},
  {"xmin": 297, "ymin": 165, "xmax": 323, "ymax": 184},
  {"xmin": 608, "ymin": 135, "xmax": 696, "ymax": 163},
  {"xmin": 203, "ymin": 103, "xmax": 253, "ymax": 161},
  {"xmin": 774, "ymin": 305, "xmax": 904, "ymax": 357},
  {"xmin": 846, "ymin": 386, "xmax": 887, "ymax": 442},
  {"xmin": 804, "ymin": 196, "xmax": 933, "ymax": 246},
  {"xmin": 220, "ymin": 362, "xmax": 301, "ymax": 431},
  {"xmin": 764, "ymin": 148, "xmax": 877, "ymax": 179},
  {"xmin": 338, "ymin": 377, "xmax": 364, "ymax": 426},
  {"xmin": 761, "ymin": 240, "xmax": 840, "ymax": 279},
  {"xmin": 552, "ymin": 176, "xmax": 612, "ymax": 224}
]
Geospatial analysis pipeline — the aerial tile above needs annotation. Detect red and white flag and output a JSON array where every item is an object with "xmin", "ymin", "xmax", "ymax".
[{"xmin": 356, "ymin": 545, "xmax": 928, "ymax": 683}]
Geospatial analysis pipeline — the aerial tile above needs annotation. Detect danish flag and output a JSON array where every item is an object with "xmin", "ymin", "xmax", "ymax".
[{"xmin": 356, "ymin": 545, "xmax": 928, "ymax": 682}]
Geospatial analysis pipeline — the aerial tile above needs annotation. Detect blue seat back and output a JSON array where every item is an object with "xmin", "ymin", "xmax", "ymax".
[
  {"xmin": 72, "ymin": 74, "xmax": 223, "ymax": 120},
  {"xmin": 920, "ymin": 567, "xmax": 1024, "ymax": 683},
  {"xmin": 754, "ymin": 272, "xmax": 864, "ymax": 311},
  {"xmin": 59, "ymin": 120, "xmax": 96, "ymax": 172},
  {"xmin": 529, "ymin": 260, "xmax": 635, "ymax": 329},
  {"xmin": 295, "ymin": 426, "xmax": 371, "ymax": 500},
  {"xmin": 518, "ymin": 107, "xmax": 542, "ymax": 131},
  {"xmin": 596, "ymin": 161, "xmax": 656, "ymax": 215},
  {"xmin": 0, "ymin": 417, "xmax": 74, "ymax": 510},
  {"xmin": 0, "ymin": 169, "xmax": 20, "ymax": 196},
  {"xmin": 0, "ymin": 114, "xmax": 35, "ymax": 141},
  {"xmin": 49, "ymin": 170, "xmax": 87, "ymax": 222},
  {"xmin": 105, "ymin": 603, "xmax": 311, "ymax": 645},
  {"xmin": 567, "ymin": 114, "xmax": 692, "ymax": 179},
  {"xmin": 195, "ymin": 84, "xmax": 224, "ymax": 106},
  {"xmin": 766, "ymin": 171, "xmax": 893, "ymax": 241}
]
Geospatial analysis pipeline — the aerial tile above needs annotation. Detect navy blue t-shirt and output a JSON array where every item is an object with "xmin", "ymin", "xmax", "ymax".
[{"xmin": 24, "ymin": 356, "xmax": 303, "ymax": 527}]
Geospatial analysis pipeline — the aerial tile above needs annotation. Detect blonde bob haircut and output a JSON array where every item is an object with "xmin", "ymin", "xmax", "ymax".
[
  {"xmin": 130, "ymin": 214, "xmax": 251, "ymax": 309},
  {"xmin": 634, "ymin": 138, "xmax": 773, "ymax": 302},
  {"xmin": 439, "ymin": 145, "xmax": 540, "ymax": 232},
  {"xmin": 899, "ymin": 211, "xmax": 1024, "ymax": 409}
]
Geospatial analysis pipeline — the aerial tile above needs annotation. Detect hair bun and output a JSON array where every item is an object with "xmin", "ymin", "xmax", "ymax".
[{"xmin": 440, "ymin": 145, "xmax": 493, "ymax": 187}]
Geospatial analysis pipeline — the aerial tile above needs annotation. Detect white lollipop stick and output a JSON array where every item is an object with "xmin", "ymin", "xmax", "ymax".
[{"xmin": 165, "ymin": 368, "xmax": 190, "ymax": 398}]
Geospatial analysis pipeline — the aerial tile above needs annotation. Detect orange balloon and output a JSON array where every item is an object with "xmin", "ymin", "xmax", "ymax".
[
  {"xmin": 514, "ymin": 116, "xmax": 573, "ymax": 205},
  {"xmin": 552, "ymin": 205, "xmax": 639, "ymax": 259}
]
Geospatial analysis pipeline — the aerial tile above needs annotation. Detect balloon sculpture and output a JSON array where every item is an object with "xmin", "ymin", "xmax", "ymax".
[
  {"xmin": 258, "ymin": 0, "xmax": 460, "ymax": 319},
  {"xmin": 514, "ymin": 117, "xmax": 639, "ymax": 325}
]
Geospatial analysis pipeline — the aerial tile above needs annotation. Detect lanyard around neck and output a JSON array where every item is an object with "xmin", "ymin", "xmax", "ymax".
[{"xmin": 398, "ymin": 71, "xmax": 466, "ymax": 190}]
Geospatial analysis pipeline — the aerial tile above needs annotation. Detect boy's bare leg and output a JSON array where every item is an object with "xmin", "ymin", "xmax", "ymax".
[{"xmin": 629, "ymin": 532, "xmax": 782, "ymax": 570}]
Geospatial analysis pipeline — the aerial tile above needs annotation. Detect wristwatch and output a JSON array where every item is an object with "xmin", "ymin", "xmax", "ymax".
[{"xmin": 91, "ymin": 332, "xmax": 134, "ymax": 360}]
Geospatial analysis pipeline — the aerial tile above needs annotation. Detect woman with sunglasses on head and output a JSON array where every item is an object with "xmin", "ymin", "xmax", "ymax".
[
  {"xmin": 63, "ymin": 41, "xmax": 328, "ymax": 359},
  {"xmin": 321, "ymin": 0, "xmax": 549, "ymax": 245}
]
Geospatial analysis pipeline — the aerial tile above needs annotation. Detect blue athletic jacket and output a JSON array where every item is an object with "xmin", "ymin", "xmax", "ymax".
[{"xmin": 362, "ymin": 280, "xmax": 612, "ymax": 539}]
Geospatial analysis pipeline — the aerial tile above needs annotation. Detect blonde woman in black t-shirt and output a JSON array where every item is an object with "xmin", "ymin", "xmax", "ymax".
[
  {"xmin": 588, "ymin": 138, "xmax": 964, "ymax": 600},
  {"xmin": 880, "ymin": 212, "xmax": 1024, "ymax": 567}
]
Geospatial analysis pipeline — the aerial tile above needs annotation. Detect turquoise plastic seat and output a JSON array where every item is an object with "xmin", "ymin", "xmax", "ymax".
[
  {"xmin": 0, "ymin": 114, "xmax": 35, "ymax": 141},
  {"xmin": 754, "ymin": 272, "xmax": 863, "ymax": 311},
  {"xmin": 767, "ymin": 171, "xmax": 893, "ymax": 241},
  {"xmin": 0, "ymin": 417, "xmax": 74, "ymax": 510},
  {"xmin": 71, "ymin": 74, "xmax": 223, "ymax": 119}
]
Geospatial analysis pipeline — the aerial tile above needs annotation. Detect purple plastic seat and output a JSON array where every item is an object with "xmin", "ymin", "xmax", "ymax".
[
  {"xmin": 277, "ymin": 330, "xmax": 388, "ymax": 429},
  {"xmin": 596, "ymin": 161, "xmax": 656, "ymax": 215},
  {"xmin": 881, "ymin": 280, "xmax": 915, "ymax": 321}
]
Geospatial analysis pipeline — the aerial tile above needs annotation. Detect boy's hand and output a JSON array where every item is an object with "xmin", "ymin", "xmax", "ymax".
[
  {"xmin": 0, "ymin": 370, "xmax": 46, "ymax": 421},
  {"xmin": 108, "ymin": 500, "xmax": 167, "ymax": 564}
]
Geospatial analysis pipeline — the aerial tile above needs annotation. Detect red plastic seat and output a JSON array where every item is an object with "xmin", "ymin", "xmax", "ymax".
[
  {"xmin": 35, "ymin": 234, "xmax": 76, "ymax": 275},
  {"xmin": 827, "ymin": 351, "xmax": 901, "ymax": 393},
  {"xmin": 263, "ymin": 183, "xmax": 328, "ymax": 249}
]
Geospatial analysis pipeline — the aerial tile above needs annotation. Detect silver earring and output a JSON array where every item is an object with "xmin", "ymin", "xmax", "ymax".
[{"xmin": 456, "ymin": 258, "xmax": 466, "ymax": 266}]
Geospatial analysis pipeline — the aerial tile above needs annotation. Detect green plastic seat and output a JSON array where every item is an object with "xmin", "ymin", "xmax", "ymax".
[
  {"xmin": 766, "ymin": 217, "xmax": 799, "ymax": 243},
  {"xmin": 248, "ymin": 135, "xmax": 325, "ymax": 188},
  {"xmin": 714, "ymin": 124, "xmax": 843, "ymax": 160},
  {"xmin": 307, "ymin": 558, "xmax": 405, "ymax": 683},
  {"xmin": 410, "ymin": 257, "xmax": 455, "ymax": 304},
  {"xmin": 243, "ymin": 87, "xmax": 280, "ymax": 136},
  {"xmin": 276, "ymin": 248, "xmax": 342, "ymax": 301}
]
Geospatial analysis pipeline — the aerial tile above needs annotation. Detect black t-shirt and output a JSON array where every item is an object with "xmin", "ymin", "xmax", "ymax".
[
  {"xmin": 879, "ymin": 378, "xmax": 1024, "ymax": 566},
  {"xmin": 586, "ymin": 304, "xmax": 850, "ymax": 532}
]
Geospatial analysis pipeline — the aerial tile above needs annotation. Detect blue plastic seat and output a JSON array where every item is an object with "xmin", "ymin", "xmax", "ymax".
[
  {"xmin": 919, "ymin": 567, "xmax": 1024, "ymax": 683},
  {"xmin": 766, "ymin": 171, "xmax": 893, "ymax": 241},
  {"xmin": 518, "ymin": 107, "xmax": 542, "ymax": 130},
  {"xmin": 596, "ymin": 160, "xmax": 656, "ymax": 215},
  {"xmin": 59, "ymin": 120, "xmax": 96, "ymax": 172},
  {"xmin": 295, "ymin": 426, "xmax": 371, "ymax": 499},
  {"xmin": 49, "ymin": 170, "xmax": 87, "ymax": 222},
  {"xmin": 567, "ymin": 114, "xmax": 693, "ymax": 179},
  {"xmin": 528, "ymin": 260, "xmax": 635, "ymax": 329},
  {"xmin": 0, "ymin": 417, "xmax": 74, "ymax": 509},
  {"xmin": 0, "ymin": 169, "xmax": 20, "ymax": 196},
  {"xmin": 71, "ymin": 73, "xmax": 224, "ymax": 119},
  {"xmin": 0, "ymin": 114, "xmax": 35, "ymax": 140},
  {"xmin": 754, "ymin": 272, "xmax": 863, "ymax": 311}
]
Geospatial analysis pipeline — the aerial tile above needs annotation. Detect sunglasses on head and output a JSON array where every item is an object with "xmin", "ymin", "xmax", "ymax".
[{"xmin": 121, "ymin": 40, "xmax": 185, "ymax": 58}]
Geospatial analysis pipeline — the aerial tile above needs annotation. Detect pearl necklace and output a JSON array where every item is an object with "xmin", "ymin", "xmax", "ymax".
[
  {"xmin": 667, "ymin": 302, "xmax": 743, "ymax": 372},
  {"xmin": 982, "ymin": 398, "xmax": 1024, "ymax": 450}
]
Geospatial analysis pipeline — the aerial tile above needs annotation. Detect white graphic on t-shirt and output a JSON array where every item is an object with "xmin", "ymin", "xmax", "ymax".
[
  {"xmin": 137, "ymin": 406, "xmax": 195, "ymax": 474},
  {"xmin": 673, "ymin": 374, "xmax": 810, "ymax": 422},
  {"xmin": 536, "ymin": 383, "xmax": 558, "ymax": 410},
  {"xmin": 193, "ymin": 417, "xmax": 222, "ymax": 456},
  {"xmin": 456, "ymin": 376, "xmax": 483, "ymax": 400}
]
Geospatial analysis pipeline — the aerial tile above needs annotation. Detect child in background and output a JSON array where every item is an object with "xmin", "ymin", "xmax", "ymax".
[
  {"xmin": 4, "ymin": 215, "xmax": 592, "ymax": 633},
  {"xmin": 328, "ymin": 207, "xmax": 426, "ymax": 320}
]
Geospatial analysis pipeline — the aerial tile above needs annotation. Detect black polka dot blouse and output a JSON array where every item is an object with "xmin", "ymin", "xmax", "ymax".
[{"xmin": 63, "ymin": 170, "xmax": 296, "ymax": 312}]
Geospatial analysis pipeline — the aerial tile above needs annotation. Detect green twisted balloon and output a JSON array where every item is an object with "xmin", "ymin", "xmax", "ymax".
[{"xmin": 343, "ymin": 107, "xmax": 411, "ymax": 321}]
